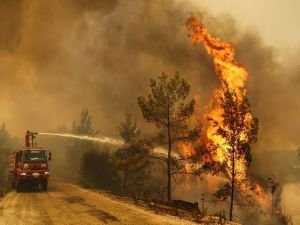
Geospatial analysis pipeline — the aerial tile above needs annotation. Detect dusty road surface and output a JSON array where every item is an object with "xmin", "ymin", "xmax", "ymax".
[{"xmin": 0, "ymin": 179, "xmax": 200, "ymax": 225}]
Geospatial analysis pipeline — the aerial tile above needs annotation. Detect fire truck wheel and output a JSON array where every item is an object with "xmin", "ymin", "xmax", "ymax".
[
  {"xmin": 42, "ymin": 181, "xmax": 48, "ymax": 191},
  {"xmin": 8, "ymin": 175, "xmax": 15, "ymax": 189},
  {"xmin": 16, "ymin": 181, "xmax": 21, "ymax": 193},
  {"xmin": 10, "ymin": 181, "xmax": 15, "ymax": 189}
]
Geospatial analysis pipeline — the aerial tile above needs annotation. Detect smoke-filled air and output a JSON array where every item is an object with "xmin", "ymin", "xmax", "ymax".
[{"xmin": 0, "ymin": 1, "xmax": 299, "ymax": 225}]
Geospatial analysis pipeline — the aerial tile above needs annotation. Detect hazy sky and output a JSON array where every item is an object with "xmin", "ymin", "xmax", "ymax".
[{"xmin": 187, "ymin": 0, "xmax": 300, "ymax": 49}]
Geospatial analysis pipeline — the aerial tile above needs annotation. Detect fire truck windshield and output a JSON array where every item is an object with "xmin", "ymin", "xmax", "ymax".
[{"xmin": 23, "ymin": 150, "xmax": 47, "ymax": 163}]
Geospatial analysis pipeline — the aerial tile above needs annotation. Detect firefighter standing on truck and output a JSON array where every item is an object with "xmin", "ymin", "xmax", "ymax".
[{"xmin": 25, "ymin": 130, "xmax": 31, "ymax": 147}]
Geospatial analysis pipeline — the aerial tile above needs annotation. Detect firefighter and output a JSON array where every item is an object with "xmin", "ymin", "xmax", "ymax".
[{"xmin": 25, "ymin": 130, "xmax": 31, "ymax": 147}]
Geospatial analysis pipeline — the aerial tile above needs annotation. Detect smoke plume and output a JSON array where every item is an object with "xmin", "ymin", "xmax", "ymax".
[
  {"xmin": 1, "ymin": 0, "xmax": 299, "ymax": 223},
  {"xmin": 0, "ymin": 0, "xmax": 299, "ymax": 150}
]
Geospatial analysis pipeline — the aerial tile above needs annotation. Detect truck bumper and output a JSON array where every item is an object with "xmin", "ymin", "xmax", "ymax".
[{"xmin": 17, "ymin": 173, "xmax": 49, "ymax": 183}]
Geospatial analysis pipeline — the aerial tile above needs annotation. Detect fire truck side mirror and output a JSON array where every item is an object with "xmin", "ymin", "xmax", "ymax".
[{"xmin": 48, "ymin": 152, "xmax": 52, "ymax": 161}]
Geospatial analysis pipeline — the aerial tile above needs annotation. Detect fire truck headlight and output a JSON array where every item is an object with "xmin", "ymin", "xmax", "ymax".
[
  {"xmin": 20, "ymin": 172, "xmax": 26, "ymax": 176},
  {"xmin": 44, "ymin": 171, "xmax": 50, "ymax": 175}
]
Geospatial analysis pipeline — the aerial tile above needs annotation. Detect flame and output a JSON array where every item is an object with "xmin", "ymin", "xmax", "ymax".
[
  {"xmin": 185, "ymin": 16, "xmax": 254, "ymax": 186},
  {"xmin": 179, "ymin": 143, "xmax": 195, "ymax": 173},
  {"xmin": 185, "ymin": 17, "xmax": 247, "ymax": 96},
  {"xmin": 253, "ymin": 184, "xmax": 270, "ymax": 210},
  {"xmin": 180, "ymin": 142, "xmax": 195, "ymax": 158},
  {"xmin": 180, "ymin": 16, "xmax": 271, "ymax": 212},
  {"xmin": 254, "ymin": 184, "xmax": 265, "ymax": 198}
]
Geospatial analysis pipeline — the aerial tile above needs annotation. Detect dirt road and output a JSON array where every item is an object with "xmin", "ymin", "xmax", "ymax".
[{"xmin": 0, "ymin": 179, "xmax": 200, "ymax": 225}]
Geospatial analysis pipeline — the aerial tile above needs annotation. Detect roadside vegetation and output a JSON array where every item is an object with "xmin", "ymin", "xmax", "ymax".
[
  {"xmin": 69, "ymin": 73, "xmax": 199, "ymax": 202},
  {"xmin": 35, "ymin": 73, "xmax": 292, "ymax": 225},
  {"xmin": 0, "ymin": 124, "xmax": 18, "ymax": 196}
]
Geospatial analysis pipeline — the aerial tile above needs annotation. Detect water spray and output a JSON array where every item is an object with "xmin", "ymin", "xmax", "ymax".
[
  {"xmin": 39, "ymin": 132, "xmax": 124, "ymax": 146},
  {"xmin": 39, "ymin": 132, "xmax": 173, "ymax": 157}
]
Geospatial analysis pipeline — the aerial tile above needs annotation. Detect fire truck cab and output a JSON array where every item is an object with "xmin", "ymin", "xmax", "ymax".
[{"xmin": 8, "ymin": 132, "xmax": 51, "ymax": 192}]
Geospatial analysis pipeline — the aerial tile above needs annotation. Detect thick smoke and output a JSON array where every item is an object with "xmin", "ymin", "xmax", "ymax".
[
  {"xmin": 0, "ymin": 0, "xmax": 213, "ymax": 138},
  {"xmin": 1, "ymin": 0, "xmax": 299, "ymax": 223},
  {"xmin": 0, "ymin": 0, "xmax": 299, "ymax": 158}
]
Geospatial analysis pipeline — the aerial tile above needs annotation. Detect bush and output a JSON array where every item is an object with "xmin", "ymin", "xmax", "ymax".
[
  {"xmin": 0, "ymin": 124, "xmax": 16, "ymax": 195},
  {"xmin": 80, "ymin": 148, "xmax": 120, "ymax": 193}
]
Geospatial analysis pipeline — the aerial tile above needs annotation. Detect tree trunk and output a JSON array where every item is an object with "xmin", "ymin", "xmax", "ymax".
[
  {"xmin": 167, "ymin": 126, "xmax": 171, "ymax": 202},
  {"xmin": 123, "ymin": 168, "xmax": 128, "ymax": 195},
  {"xmin": 229, "ymin": 148, "xmax": 235, "ymax": 221},
  {"xmin": 167, "ymin": 102, "xmax": 172, "ymax": 202}
]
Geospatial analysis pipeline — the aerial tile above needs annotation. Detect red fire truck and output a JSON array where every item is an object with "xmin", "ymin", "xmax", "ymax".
[{"xmin": 8, "ymin": 131, "xmax": 51, "ymax": 192}]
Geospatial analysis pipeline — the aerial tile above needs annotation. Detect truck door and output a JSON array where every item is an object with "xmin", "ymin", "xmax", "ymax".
[{"xmin": 16, "ymin": 151, "xmax": 22, "ymax": 169}]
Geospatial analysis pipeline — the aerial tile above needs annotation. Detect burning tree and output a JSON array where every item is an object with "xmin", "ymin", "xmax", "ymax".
[
  {"xmin": 138, "ymin": 72, "xmax": 200, "ymax": 202},
  {"xmin": 185, "ymin": 17, "xmax": 258, "ymax": 221},
  {"xmin": 209, "ymin": 84, "xmax": 258, "ymax": 220}
]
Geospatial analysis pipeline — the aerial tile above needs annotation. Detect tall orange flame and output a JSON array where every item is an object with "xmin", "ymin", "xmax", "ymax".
[{"xmin": 185, "ymin": 16, "xmax": 253, "ymax": 185}]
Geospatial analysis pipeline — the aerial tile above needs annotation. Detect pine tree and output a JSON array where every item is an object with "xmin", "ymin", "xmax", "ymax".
[{"xmin": 138, "ymin": 72, "xmax": 200, "ymax": 202}]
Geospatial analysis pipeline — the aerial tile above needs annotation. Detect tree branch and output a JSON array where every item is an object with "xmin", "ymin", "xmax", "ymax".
[
  {"xmin": 171, "ymin": 169, "xmax": 207, "ymax": 176},
  {"xmin": 149, "ymin": 155, "xmax": 168, "ymax": 162}
]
